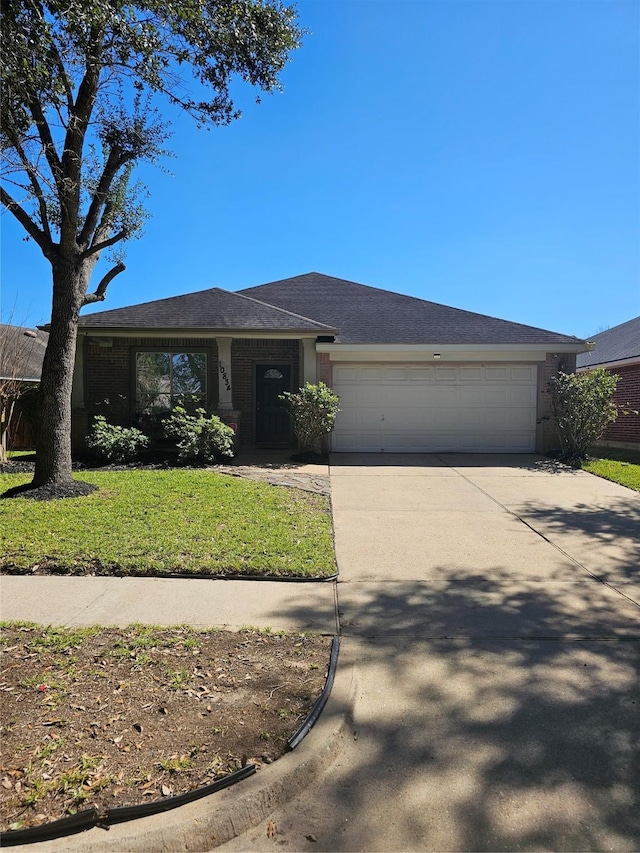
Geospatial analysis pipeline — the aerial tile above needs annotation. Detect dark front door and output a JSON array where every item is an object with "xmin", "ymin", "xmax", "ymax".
[{"xmin": 255, "ymin": 364, "xmax": 291, "ymax": 445}]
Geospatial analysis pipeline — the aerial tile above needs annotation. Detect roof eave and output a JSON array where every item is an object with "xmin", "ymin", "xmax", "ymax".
[
  {"xmin": 77, "ymin": 326, "xmax": 338, "ymax": 339},
  {"xmin": 317, "ymin": 341, "xmax": 589, "ymax": 355},
  {"xmin": 577, "ymin": 355, "xmax": 640, "ymax": 371}
]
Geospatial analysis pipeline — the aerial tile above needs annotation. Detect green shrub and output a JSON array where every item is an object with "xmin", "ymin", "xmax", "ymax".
[
  {"xmin": 86, "ymin": 416, "xmax": 149, "ymax": 463},
  {"xmin": 163, "ymin": 406, "xmax": 235, "ymax": 463},
  {"xmin": 280, "ymin": 382, "xmax": 340, "ymax": 455},
  {"xmin": 549, "ymin": 368, "xmax": 619, "ymax": 463}
]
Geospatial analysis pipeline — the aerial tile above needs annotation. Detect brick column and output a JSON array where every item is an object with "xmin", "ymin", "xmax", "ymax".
[{"xmin": 302, "ymin": 338, "xmax": 317, "ymax": 385}]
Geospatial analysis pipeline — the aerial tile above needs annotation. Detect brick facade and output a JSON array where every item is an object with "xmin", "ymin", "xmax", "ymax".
[
  {"xmin": 231, "ymin": 339, "xmax": 301, "ymax": 444},
  {"xmin": 539, "ymin": 351, "xmax": 577, "ymax": 454},
  {"xmin": 76, "ymin": 336, "xmax": 219, "ymax": 450},
  {"xmin": 318, "ymin": 352, "xmax": 332, "ymax": 386},
  {"xmin": 599, "ymin": 364, "xmax": 640, "ymax": 447},
  {"xmin": 82, "ymin": 336, "xmax": 219, "ymax": 423},
  {"xmin": 77, "ymin": 335, "xmax": 303, "ymax": 451}
]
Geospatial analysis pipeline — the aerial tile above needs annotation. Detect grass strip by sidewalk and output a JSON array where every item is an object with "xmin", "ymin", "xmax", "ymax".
[
  {"xmin": 581, "ymin": 447, "xmax": 640, "ymax": 492},
  {"xmin": 0, "ymin": 470, "xmax": 335, "ymax": 577}
]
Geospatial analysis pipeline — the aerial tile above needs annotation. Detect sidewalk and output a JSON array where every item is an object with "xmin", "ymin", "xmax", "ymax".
[{"xmin": 0, "ymin": 575, "xmax": 338, "ymax": 634}]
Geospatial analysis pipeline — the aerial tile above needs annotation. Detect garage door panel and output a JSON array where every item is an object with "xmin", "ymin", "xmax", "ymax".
[
  {"xmin": 333, "ymin": 366, "xmax": 359, "ymax": 383},
  {"xmin": 484, "ymin": 388, "xmax": 508, "ymax": 405},
  {"xmin": 333, "ymin": 430, "xmax": 382, "ymax": 451},
  {"xmin": 432, "ymin": 386, "xmax": 459, "ymax": 405},
  {"xmin": 332, "ymin": 361, "xmax": 538, "ymax": 453},
  {"xmin": 435, "ymin": 367, "xmax": 458, "ymax": 381},
  {"xmin": 409, "ymin": 367, "xmax": 434, "ymax": 381},
  {"xmin": 459, "ymin": 367, "xmax": 483, "ymax": 381},
  {"xmin": 509, "ymin": 386, "xmax": 537, "ymax": 405},
  {"xmin": 511, "ymin": 410, "xmax": 537, "ymax": 429},
  {"xmin": 360, "ymin": 368, "xmax": 384, "ymax": 382},
  {"xmin": 485, "ymin": 367, "xmax": 509, "ymax": 381},
  {"xmin": 512, "ymin": 366, "xmax": 536, "ymax": 381}
]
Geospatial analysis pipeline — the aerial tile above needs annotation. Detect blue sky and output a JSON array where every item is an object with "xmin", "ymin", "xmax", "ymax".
[{"xmin": 1, "ymin": 0, "xmax": 638, "ymax": 339}]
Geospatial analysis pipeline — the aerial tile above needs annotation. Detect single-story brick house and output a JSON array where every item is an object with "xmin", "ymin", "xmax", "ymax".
[
  {"xmin": 576, "ymin": 315, "xmax": 640, "ymax": 450},
  {"xmin": 73, "ymin": 272, "xmax": 590, "ymax": 454}
]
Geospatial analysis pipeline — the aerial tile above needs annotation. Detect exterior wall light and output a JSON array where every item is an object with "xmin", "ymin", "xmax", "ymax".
[{"xmin": 433, "ymin": 353, "xmax": 441, "ymax": 360}]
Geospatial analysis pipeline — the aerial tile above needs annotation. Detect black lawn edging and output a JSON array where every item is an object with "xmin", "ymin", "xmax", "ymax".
[
  {"xmin": 288, "ymin": 635, "xmax": 340, "ymax": 749},
  {"xmin": 162, "ymin": 570, "xmax": 339, "ymax": 582},
  {"xmin": 0, "ymin": 565, "xmax": 338, "ymax": 581}
]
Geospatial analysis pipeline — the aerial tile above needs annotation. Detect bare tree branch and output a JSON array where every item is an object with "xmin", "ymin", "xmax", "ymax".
[
  {"xmin": 3, "ymin": 125, "xmax": 53, "ymax": 242},
  {"xmin": 27, "ymin": 97, "xmax": 63, "ymax": 195},
  {"xmin": 80, "ymin": 230, "xmax": 127, "ymax": 260},
  {"xmin": 48, "ymin": 33, "xmax": 75, "ymax": 115},
  {"xmin": 0, "ymin": 186, "xmax": 54, "ymax": 257},
  {"xmin": 81, "ymin": 262, "xmax": 126, "ymax": 306},
  {"xmin": 78, "ymin": 146, "xmax": 131, "ymax": 248},
  {"xmin": 61, "ymin": 27, "xmax": 104, "ymax": 232}
]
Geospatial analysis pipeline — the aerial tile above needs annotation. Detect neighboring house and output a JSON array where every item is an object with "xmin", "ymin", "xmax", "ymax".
[
  {"xmin": 0, "ymin": 324, "xmax": 48, "ymax": 450},
  {"xmin": 576, "ymin": 316, "xmax": 640, "ymax": 450},
  {"xmin": 73, "ymin": 272, "xmax": 590, "ymax": 454}
]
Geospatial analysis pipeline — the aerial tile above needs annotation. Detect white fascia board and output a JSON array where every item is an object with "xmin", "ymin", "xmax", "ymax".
[
  {"xmin": 315, "ymin": 343, "xmax": 586, "ymax": 363},
  {"xmin": 577, "ymin": 356, "xmax": 640, "ymax": 372},
  {"xmin": 78, "ymin": 328, "xmax": 320, "ymax": 340}
]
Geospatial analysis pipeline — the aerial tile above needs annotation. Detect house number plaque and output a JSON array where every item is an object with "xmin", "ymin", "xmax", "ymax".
[{"xmin": 218, "ymin": 361, "xmax": 231, "ymax": 392}]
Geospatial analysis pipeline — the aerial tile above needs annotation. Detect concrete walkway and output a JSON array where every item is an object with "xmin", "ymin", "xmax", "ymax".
[
  {"xmin": 0, "ymin": 575, "xmax": 338, "ymax": 634},
  {"xmin": 222, "ymin": 453, "xmax": 640, "ymax": 852}
]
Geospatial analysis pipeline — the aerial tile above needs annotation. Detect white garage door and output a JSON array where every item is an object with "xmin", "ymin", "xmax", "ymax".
[{"xmin": 331, "ymin": 363, "xmax": 538, "ymax": 452}]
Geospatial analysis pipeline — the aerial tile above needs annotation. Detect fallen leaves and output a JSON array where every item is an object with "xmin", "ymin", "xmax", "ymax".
[{"xmin": 0, "ymin": 625, "xmax": 331, "ymax": 832}]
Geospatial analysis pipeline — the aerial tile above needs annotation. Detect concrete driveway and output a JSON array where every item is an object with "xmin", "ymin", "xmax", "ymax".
[{"xmin": 224, "ymin": 453, "xmax": 640, "ymax": 852}]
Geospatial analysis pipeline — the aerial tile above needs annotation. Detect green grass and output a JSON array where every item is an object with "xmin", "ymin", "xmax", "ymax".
[
  {"xmin": 0, "ymin": 469, "xmax": 335, "ymax": 576},
  {"xmin": 582, "ymin": 447, "xmax": 640, "ymax": 492}
]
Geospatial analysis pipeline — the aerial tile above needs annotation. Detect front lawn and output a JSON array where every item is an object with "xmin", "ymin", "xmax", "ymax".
[
  {"xmin": 0, "ymin": 470, "xmax": 335, "ymax": 577},
  {"xmin": 582, "ymin": 447, "xmax": 640, "ymax": 492}
]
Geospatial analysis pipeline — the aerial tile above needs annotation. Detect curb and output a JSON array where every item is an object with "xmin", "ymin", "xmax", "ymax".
[{"xmin": 16, "ymin": 658, "xmax": 356, "ymax": 853}]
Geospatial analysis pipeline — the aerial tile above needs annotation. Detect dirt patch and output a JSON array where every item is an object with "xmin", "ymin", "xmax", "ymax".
[{"xmin": 0, "ymin": 625, "xmax": 331, "ymax": 833}]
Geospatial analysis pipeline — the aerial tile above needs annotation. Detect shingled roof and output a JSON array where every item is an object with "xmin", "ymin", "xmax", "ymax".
[
  {"xmin": 0, "ymin": 324, "xmax": 49, "ymax": 381},
  {"xmin": 240, "ymin": 272, "xmax": 585, "ymax": 346},
  {"xmin": 78, "ymin": 271, "xmax": 586, "ymax": 347},
  {"xmin": 78, "ymin": 287, "xmax": 337, "ymax": 334},
  {"xmin": 577, "ymin": 316, "xmax": 640, "ymax": 368}
]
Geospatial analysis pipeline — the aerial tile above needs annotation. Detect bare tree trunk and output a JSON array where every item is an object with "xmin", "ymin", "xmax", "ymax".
[{"xmin": 32, "ymin": 261, "xmax": 85, "ymax": 487}]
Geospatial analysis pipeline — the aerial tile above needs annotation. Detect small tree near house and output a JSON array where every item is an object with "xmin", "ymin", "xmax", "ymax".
[
  {"xmin": 549, "ymin": 368, "xmax": 620, "ymax": 463},
  {"xmin": 280, "ymin": 382, "xmax": 340, "ymax": 457}
]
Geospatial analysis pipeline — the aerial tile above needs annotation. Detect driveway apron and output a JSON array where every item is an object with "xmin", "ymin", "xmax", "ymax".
[{"xmin": 223, "ymin": 453, "xmax": 640, "ymax": 852}]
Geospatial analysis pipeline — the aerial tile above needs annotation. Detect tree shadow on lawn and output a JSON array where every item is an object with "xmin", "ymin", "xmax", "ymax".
[{"xmin": 272, "ymin": 568, "xmax": 640, "ymax": 852}]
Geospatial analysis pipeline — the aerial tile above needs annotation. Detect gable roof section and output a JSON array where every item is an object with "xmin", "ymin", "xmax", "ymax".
[
  {"xmin": 576, "ymin": 316, "xmax": 640, "ymax": 368},
  {"xmin": 0, "ymin": 324, "xmax": 49, "ymax": 381},
  {"xmin": 239, "ymin": 272, "xmax": 585, "ymax": 346},
  {"xmin": 78, "ymin": 287, "xmax": 337, "ymax": 334}
]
